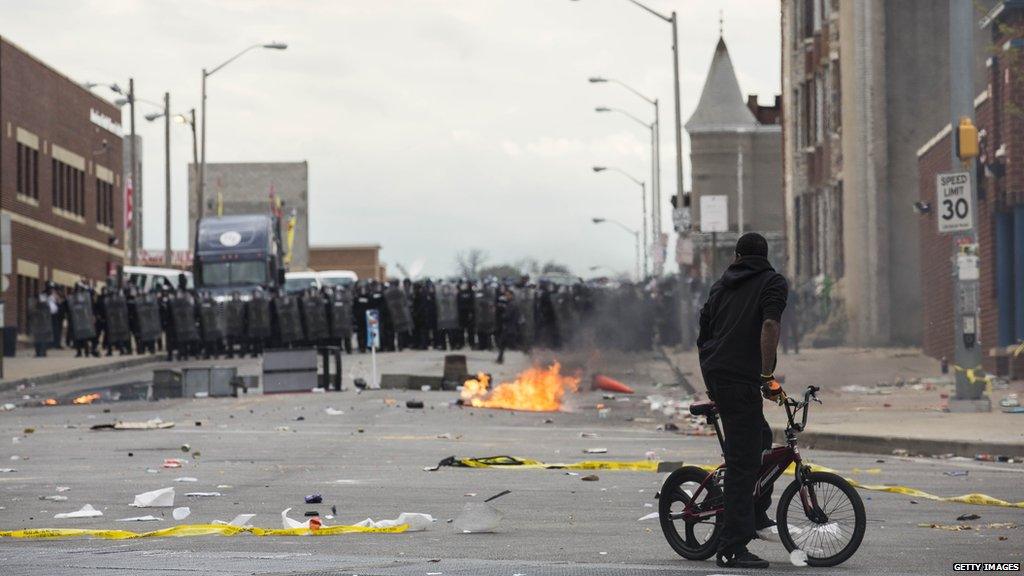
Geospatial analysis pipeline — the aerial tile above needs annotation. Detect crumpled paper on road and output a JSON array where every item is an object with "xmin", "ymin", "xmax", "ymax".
[
  {"xmin": 354, "ymin": 512, "xmax": 434, "ymax": 532},
  {"xmin": 131, "ymin": 487, "xmax": 175, "ymax": 508},
  {"xmin": 54, "ymin": 504, "xmax": 103, "ymax": 519}
]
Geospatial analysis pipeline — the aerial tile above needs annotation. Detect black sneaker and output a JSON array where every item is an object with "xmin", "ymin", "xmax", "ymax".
[{"xmin": 716, "ymin": 549, "xmax": 770, "ymax": 569}]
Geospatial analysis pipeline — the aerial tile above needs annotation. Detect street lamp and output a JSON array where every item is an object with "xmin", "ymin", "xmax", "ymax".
[
  {"xmin": 144, "ymin": 95, "xmax": 183, "ymax": 267},
  {"xmin": 200, "ymin": 42, "xmax": 288, "ymax": 219},
  {"xmin": 592, "ymin": 165, "xmax": 648, "ymax": 278},
  {"xmin": 591, "ymin": 77, "xmax": 661, "ymax": 247},
  {"xmin": 86, "ymin": 80, "xmax": 141, "ymax": 266},
  {"xmin": 175, "ymin": 110, "xmax": 200, "ymax": 228},
  {"xmin": 591, "ymin": 217, "xmax": 640, "ymax": 282}
]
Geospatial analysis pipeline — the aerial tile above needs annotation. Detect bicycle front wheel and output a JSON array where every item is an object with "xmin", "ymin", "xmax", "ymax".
[{"xmin": 777, "ymin": 471, "xmax": 865, "ymax": 567}]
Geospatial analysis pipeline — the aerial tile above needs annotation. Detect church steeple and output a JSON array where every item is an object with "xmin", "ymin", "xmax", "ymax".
[{"xmin": 685, "ymin": 35, "xmax": 758, "ymax": 133}]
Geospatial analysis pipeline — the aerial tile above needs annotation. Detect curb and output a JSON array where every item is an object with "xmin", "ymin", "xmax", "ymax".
[
  {"xmin": 657, "ymin": 346, "xmax": 697, "ymax": 396},
  {"xmin": 775, "ymin": 429, "xmax": 1024, "ymax": 460},
  {"xmin": 0, "ymin": 356, "xmax": 159, "ymax": 393}
]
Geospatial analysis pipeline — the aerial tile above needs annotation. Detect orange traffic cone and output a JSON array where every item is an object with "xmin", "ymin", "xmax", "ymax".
[{"xmin": 592, "ymin": 374, "xmax": 635, "ymax": 395}]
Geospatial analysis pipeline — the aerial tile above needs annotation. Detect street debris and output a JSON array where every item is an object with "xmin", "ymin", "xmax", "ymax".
[
  {"xmin": 580, "ymin": 432, "xmax": 599, "ymax": 438},
  {"xmin": 0, "ymin": 469, "xmax": 16, "ymax": 473},
  {"xmin": 56, "ymin": 486, "xmax": 70, "ymax": 492},
  {"xmin": 39, "ymin": 495, "xmax": 68, "ymax": 501},
  {"xmin": 185, "ymin": 492, "xmax": 221, "ymax": 498},
  {"xmin": 583, "ymin": 448, "xmax": 607, "ymax": 454},
  {"xmin": 116, "ymin": 515, "xmax": 162, "ymax": 522},
  {"xmin": 163, "ymin": 458, "xmax": 186, "ymax": 468},
  {"xmin": 637, "ymin": 512, "xmax": 659, "ymax": 522},
  {"xmin": 305, "ymin": 494, "xmax": 323, "ymax": 504},
  {"xmin": 173, "ymin": 507, "xmax": 191, "ymax": 520},
  {"xmin": 131, "ymin": 487, "xmax": 175, "ymax": 508},
  {"xmin": 174, "ymin": 477, "xmax": 198, "ymax": 483},
  {"xmin": 892, "ymin": 449, "xmax": 909, "ymax": 457},
  {"xmin": 851, "ymin": 468, "xmax": 881, "ymax": 475},
  {"xmin": 999, "ymin": 393, "xmax": 1019, "ymax": 408},
  {"xmin": 325, "ymin": 407, "xmax": 345, "ymax": 415},
  {"xmin": 918, "ymin": 522, "xmax": 1017, "ymax": 531},
  {"xmin": 180, "ymin": 444, "xmax": 190, "ymax": 452},
  {"xmin": 406, "ymin": 400, "xmax": 425, "ymax": 409},
  {"xmin": 90, "ymin": 418, "xmax": 174, "ymax": 431},
  {"xmin": 355, "ymin": 512, "xmax": 435, "ymax": 532},
  {"xmin": 453, "ymin": 503, "xmax": 503, "ymax": 533},
  {"xmin": 275, "ymin": 426, "xmax": 291, "ymax": 432},
  {"xmin": 956, "ymin": 514, "xmax": 981, "ymax": 521},
  {"xmin": 1, "ymin": 403, "xmax": 16, "ymax": 411},
  {"xmin": 281, "ymin": 507, "xmax": 313, "ymax": 529},
  {"xmin": 790, "ymin": 549, "xmax": 809, "ymax": 567},
  {"xmin": 944, "ymin": 470, "xmax": 969, "ymax": 477},
  {"xmin": 213, "ymin": 513, "xmax": 255, "ymax": 527},
  {"xmin": 581, "ymin": 475, "xmax": 599, "ymax": 482},
  {"xmin": 54, "ymin": 504, "xmax": 103, "ymax": 519}
]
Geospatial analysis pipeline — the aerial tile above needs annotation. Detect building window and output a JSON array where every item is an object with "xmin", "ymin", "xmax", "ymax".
[
  {"xmin": 16, "ymin": 143, "xmax": 39, "ymax": 200},
  {"xmin": 96, "ymin": 179, "xmax": 114, "ymax": 228},
  {"xmin": 51, "ymin": 159, "xmax": 86, "ymax": 217}
]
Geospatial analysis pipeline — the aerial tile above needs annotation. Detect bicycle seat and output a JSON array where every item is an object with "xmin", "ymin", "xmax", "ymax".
[{"xmin": 689, "ymin": 401, "xmax": 718, "ymax": 417}]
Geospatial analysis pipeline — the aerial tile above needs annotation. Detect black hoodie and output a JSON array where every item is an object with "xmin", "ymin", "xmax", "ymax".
[{"xmin": 697, "ymin": 256, "xmax": 788, "ymax": 383}]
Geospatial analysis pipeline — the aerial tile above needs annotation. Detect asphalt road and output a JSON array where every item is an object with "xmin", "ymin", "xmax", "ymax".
[{"xmin": 0, "ymin": 350, "xmax": 1021, "ymax": 575}]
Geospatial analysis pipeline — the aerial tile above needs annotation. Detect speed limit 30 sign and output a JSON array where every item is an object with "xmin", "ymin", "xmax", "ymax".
[{"xmin": 936, "ymin": 172, "xmax": 973, "ymax": 233}]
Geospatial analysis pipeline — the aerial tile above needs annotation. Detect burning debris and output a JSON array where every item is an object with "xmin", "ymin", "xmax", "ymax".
[{"xmin": 461, "ymin": 363, "xmax": 580, "ymax": 412}]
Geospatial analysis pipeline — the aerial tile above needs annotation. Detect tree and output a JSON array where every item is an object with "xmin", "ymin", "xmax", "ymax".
[
  {"xmin": 455, "ymin": 249, "xmax": 488, "ymax": 279},
  {"xmin": 479, "ymin": 264, "xmax": 521, "ymax": 279},
  {"xmin": 540, "ymin": 261, "xmax": 571, "ymax": 275}
]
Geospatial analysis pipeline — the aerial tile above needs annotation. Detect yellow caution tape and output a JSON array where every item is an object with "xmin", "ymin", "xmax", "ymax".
[
  {"xmin": 0, "ymin": 523, "xmax": 407, "ymax": 540},
  {"xmin": 440, "ymin": 456, "xmax": 1024, "ymax": 509}
]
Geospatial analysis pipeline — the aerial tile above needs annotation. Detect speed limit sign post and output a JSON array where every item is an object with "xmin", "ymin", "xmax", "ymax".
[{"xmin": 936, "ymin": 172, "xmax": 973, "ymax": 233}]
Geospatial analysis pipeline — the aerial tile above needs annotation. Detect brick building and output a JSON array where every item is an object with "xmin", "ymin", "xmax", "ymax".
[
  {"xmin": 917, "ymin": 1, "xmax": 1024, "ymax": 374},
  {"xmin": 308, "ymin": 245, "xmax": 385, "ymax": 281},
  {"xmin": 0, "ymin": 36, "xmax": 125, "ymax": 332},
  {"xmin": 780, "ymin": 0, "xmax": 995, "ymax": 345}
]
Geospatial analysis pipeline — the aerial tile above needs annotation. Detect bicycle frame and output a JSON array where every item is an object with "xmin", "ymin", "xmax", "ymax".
[{"xmin": 678, "ymin": 386, "xmax": 828, "ymax": 524}]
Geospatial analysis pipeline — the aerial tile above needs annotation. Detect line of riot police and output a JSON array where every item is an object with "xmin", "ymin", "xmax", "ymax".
[{"xmin": 28, "ymin": 273, "xmax": 684, "ymax": 361}]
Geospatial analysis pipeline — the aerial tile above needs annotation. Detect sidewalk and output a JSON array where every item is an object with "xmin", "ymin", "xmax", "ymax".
[
  {"xmin": 0, "ymin": 348, "xmax": 158, "ymax": 390},
  {"xmin": 664, "ymin": 346, "xmax": 1024, "ymax": 458}
]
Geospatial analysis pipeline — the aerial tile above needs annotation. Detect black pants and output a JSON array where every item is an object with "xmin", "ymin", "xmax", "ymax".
[{"xmin": 706, "ymin": 376, "xmax": 774, "ymax": 555}]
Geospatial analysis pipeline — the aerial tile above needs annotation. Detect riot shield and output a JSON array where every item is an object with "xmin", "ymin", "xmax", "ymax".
[
  {"xmin": 104, "ymin": 293, "xmax": 131, "ymax": 345},
  {"xmin": 327, "ymin": 290, "xmax": 353, "ymax": 339},
  {"xmin": 197, "ymin": 298, "xmax": 226, "ymax": 343},
  {"xmin": 29, "ymin": 299, "xmax": 53, "ymax": 345},
  {"xmin": 130, "ymin": 295, "xmax": 162, "ymax": 343},
  {"xmin": 67, "ymin": 292, "xmax": 97, "ymax": 341},
  {"xmin": 515, "ymin": 287, "xmax": 536, "ymax": 346},
  {"xmin": 300, "ymin": 291, "xmax": 329, "ymax": 342},
  {"xmin": 473, "ymin": 286, "xmax": 496, "ymax": 334},
  {"xmin": 169, "ymin": 293, "xmax": 199, "ymax": 344},
  {"xmin": 435, "ymin": 284, "xmax": 460, "ymax": 331},
  {"xmin": 384, "ymin": 285, "xmax": 412, "ymax": 333},
  {"xmin": 225, "ymin": 297, "xmax": 246, "ymax": 341},
  {"xmin": 273, "ymin": 293, "xmax": 304, "ymax": 344},
  {"xmin": 246, "ymin": 293, "xmax": 272, "ymax": 339}
]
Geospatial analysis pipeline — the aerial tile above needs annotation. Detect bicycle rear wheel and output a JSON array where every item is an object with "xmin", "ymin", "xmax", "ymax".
[
  {"xmin": 659, "ymin": 466, "xmax": 723, "ymax": 560},
  {"xmin": 777, "ymin": 471, "xmax": 865, "ymax": 567}
]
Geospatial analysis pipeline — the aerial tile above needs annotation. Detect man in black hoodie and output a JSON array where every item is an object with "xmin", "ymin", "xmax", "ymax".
[{"xmin": 697, "ymin": 232, "xmax": 788, "ymax": 569}]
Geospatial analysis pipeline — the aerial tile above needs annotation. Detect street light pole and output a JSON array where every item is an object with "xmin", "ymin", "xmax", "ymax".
[
  {"xmin": 589, "ymin": 77, "xmax": 662, "ymax": 261},
  {"xmin": 592, "ymin": 166, "xmax": 648, "ymax": 277},
  {"xmin": 199, "ymin": 42, "xmax": 288, "ymax": 222},
  {"xmin": 163, "ymin": 92, "xmax": 171, "ymax": 266},
  {"xmin": 622, "ymin": 0, "xmax": 683, "ymax": 233},
  {"xmin": 592, "ymin": 217, "xmax": 640, "ymax": 282},
  {"xmin": 128, "ymin": 78, "xmax": 138, "ymax": 266}
]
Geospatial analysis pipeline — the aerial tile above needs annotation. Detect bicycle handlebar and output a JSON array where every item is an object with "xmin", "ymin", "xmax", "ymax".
[{"xmin": 783, "ymin": 385, "xmax": 821, "ymax": 431}]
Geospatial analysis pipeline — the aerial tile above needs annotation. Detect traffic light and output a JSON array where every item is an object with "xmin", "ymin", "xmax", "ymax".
[{"xmin": 956, "ymin": 117, "xmax": 979, "ymax": 160}]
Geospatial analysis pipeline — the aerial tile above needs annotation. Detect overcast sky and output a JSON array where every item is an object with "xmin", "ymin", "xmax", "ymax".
[{"xmin": 1, "ymin": 0, "xmax": 780, "ymax": 278}]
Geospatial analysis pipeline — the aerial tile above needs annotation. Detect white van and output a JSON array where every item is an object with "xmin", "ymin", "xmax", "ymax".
[
  {"xmin": 123, "ymin": 266, "xmax": 193, "ymax": 292},
  {"xmin": 283, "ymin": 271, "xmax": 321, "ymax": 294},
  {"xmin": 318, "ymin": 270, "xmax": 359, "ymax": 289}
]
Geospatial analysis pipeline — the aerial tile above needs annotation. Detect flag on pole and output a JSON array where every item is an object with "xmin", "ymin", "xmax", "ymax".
[
  {"xmin": 125, "ymin": 176, "xmax": 134, "ymax": 232},
  {"xmin": 284, "ymin": 208, "xmax": 297, "ymax": 266}
]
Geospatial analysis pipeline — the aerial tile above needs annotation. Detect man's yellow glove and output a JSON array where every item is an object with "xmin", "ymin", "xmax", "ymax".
[{"xmin": 760, "ymin": 375, "xmax": 787, "ymax": 405}]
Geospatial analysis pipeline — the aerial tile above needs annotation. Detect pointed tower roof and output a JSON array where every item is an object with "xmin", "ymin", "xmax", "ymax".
[{"xmin": 685, "ymin": 37, "xmax": 758, "ymax": 133}]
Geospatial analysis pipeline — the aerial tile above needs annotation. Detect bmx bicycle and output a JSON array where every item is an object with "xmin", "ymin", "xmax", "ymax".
[{"xmin": 659, "ymin": 385, "xmax": 865, "ymax": 567}]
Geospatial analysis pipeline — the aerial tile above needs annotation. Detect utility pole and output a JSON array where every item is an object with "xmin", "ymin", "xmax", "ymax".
[
  {"xmin": 163, "ymin": 92, "xmax": 172, "ymax": 267},
  {"xmin": 641, "ymin": 181, "xmax": 649, "ymax": 278},
  {"xmin": 652, "ymin": 100, "xmax": 661, "ymax": 272},
  {"xmin": 737, "ymin": 143, "xmax": 745, "ymax": 235},
  {"xmin": 947, "ymin": 0, "xmax": 985, "ymax": 410},
  {"xmin": 128, "ymin": 78, "xmax": 139, "ymax": 266},
  {"xmin": 199, "ymin": 69, "xmax": 207, "ymax": 220}
]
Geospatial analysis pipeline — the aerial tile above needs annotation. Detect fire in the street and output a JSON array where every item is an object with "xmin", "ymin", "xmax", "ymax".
[
  {"xmin": 72, "ymin": 393, "xmax": 101, "ymax": 405},
  {"xmin": 461, "ymin": 363, "xmax": 580, "ymax": 412},
  {"xmin": 42, "ymin": 398, "xmax": 57, "ymax": 406}
]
